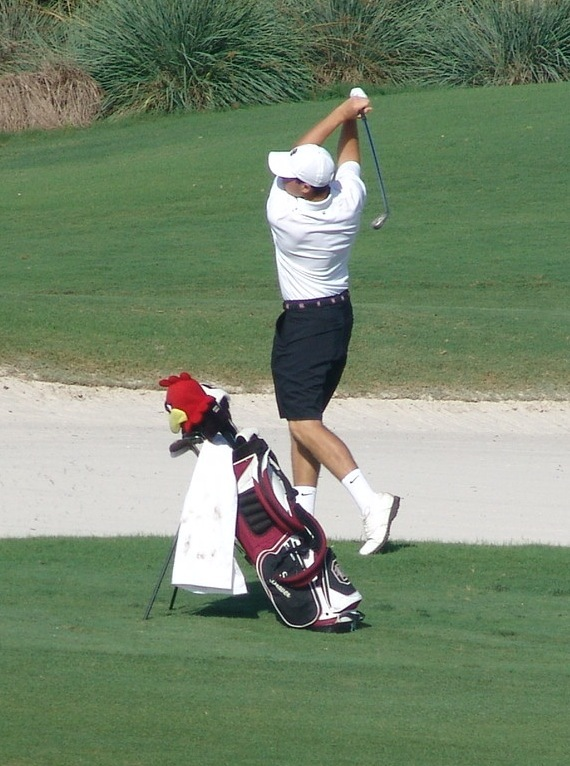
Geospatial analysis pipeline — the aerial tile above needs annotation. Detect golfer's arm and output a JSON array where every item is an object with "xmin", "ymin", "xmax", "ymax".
[
  {"xmin": 337, "ymin": 119, "xmax": 360, "ymax": 166},
  {"xmin": 294, "ymin": 98, "xmax": 368, "ymax": 149}
]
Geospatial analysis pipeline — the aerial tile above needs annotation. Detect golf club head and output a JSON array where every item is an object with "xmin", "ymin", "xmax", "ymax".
[{"xmin": 371, "ymin": 212, "xmax": 389, "ymax": 230}]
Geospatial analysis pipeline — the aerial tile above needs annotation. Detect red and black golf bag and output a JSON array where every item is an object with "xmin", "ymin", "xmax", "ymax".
[{"xmin": 159, "ymin": 372, "xmax": 363, "ymax": 632}]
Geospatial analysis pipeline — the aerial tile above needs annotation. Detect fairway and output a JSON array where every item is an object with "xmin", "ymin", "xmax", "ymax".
[
  {"xmin": 2, "ymin": 83, "xmax": 569, "ymax": 397},
  {"xmin": 0, "ymin": 538, "xmax": 568, "ymax": 765},
  {"xmin": 2, "ymin": 80, "xmax": 569, "ymax": 766}
]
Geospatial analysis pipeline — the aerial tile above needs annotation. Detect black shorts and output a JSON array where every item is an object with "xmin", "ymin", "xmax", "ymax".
[{"xmin": 271, "ymin": 294, "xmax": 353, "ymax": 420}]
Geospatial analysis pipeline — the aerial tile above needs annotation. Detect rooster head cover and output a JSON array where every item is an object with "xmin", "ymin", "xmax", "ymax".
[{"xmin": 159, "ymin": 372, "xmax": 216, "ymax": 434}]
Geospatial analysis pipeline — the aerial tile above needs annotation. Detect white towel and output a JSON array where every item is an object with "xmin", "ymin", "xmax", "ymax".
[{"xmin": 171, "ymin": 435, "xmax": 247, "ymax": 595}]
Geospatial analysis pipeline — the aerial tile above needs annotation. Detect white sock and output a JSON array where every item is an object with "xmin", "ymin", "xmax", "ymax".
[
  {"xmin": 294, "ymin": 485, "xmax": 317, "ymax": 515},
  {"xmin": 341, "ymin": 469, "xmax": 376, "ymax": 516}
]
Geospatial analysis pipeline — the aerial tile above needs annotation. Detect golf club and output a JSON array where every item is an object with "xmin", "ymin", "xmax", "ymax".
[{"xmin": 350, "ymin": 87, "xmax": 390, "ymax": 229}]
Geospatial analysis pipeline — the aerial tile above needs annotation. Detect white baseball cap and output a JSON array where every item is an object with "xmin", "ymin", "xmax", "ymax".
[{"xmin": 268, "ymin": 144, "xmax": 335, "ymax": 187}]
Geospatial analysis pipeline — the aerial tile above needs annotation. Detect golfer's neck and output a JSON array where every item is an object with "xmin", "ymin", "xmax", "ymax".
[{"xmin": 304, "ymin": 187, "xmax": 330, "ymax": 202}]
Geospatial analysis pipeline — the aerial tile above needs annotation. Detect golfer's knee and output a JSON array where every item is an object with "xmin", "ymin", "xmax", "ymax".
[{"xmin": 288, "ymin": 419, "xmax": 322, "ymax": 443}]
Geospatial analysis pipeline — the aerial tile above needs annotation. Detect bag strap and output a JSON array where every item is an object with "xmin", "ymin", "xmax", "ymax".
[{"xmin": 254, "ymin": 450, "xmax": 328, "ymax": 585}]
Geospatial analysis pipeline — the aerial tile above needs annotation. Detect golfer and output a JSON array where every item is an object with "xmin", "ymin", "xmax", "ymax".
[{"xmin": 266, "ymin": 93, "xmax": 400, "ymax": 555}]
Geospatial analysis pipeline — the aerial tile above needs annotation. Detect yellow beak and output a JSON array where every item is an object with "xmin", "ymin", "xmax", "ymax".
[{"xmin": 168, "ymin": 408, "xmax": 188, "ymax": 434}]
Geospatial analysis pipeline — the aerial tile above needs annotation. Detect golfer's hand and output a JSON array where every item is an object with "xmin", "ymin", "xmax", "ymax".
[{"xmin": 343, "ymin": 96, "xmax": 371, "ymax": 120}]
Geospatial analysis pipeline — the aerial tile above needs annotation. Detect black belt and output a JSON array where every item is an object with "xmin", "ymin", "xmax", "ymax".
[{"xmin": 283, "ymin": 290, "xmax": 350, "ymax": 311}]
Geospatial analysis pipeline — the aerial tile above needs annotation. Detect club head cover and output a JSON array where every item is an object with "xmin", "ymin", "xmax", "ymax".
[{"xmin": 158, "ymin": 372, "xmax": 216, "ymax": 434}]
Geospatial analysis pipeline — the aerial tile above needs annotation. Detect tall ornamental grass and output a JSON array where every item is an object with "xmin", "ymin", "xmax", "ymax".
[
  {"xmin": 416, "ymin": 0, "xmax": 570, "ymax": 86},
  {"xmin": 278, "ymin": 0, "xmax": 432, "ymax": 87},
  {"xmin": 3, "ymin": 1, "xmax": 570, "ymax": 121},
  {"xmin": 0, "ymin": 62, "xmax": 101, "ymax": 131},
  {"xmin": 70, "ymin": 0, "xmax": 314, "ymax": 114},
  {"xmin": 0, "ymin": 0, "xmax": 60, "ymax": 74},
  {"xmin": 0, "ymin": 1, "xmax": 101, "ymax": 132}
]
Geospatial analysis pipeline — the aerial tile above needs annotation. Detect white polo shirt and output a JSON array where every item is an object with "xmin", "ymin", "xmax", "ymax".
[{"xmin": 266, "ymin": 160, "xmax": 366, "ymax": 301}]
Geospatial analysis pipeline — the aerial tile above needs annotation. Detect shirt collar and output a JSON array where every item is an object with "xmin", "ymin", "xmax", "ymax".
[{"xmin": 298, "ymin": 193, "xmax": 332, "ymax": 211}]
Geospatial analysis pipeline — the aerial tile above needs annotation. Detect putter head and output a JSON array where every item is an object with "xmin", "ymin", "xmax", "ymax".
[{"xmin": 371, "ymin": 212, "xmax": 389, "ymax": 230}]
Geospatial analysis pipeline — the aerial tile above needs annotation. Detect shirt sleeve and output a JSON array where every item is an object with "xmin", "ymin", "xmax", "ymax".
[
  {"xmin": 336, "ymin": 160, "xmax": 362, "ymax": 179},
  {"xmin": 335, "ymin": 160, "xmax": 366, "ymax": 209}
]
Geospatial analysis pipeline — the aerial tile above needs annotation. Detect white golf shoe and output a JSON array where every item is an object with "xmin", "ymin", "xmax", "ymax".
[{"xmin": 359, "ymin": 493, "xmax": 400, "ymax": 556}]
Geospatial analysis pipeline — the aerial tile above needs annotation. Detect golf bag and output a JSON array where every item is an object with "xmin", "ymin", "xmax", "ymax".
[
  {"xmin": 161, "ymin": 372, "xmax": 363, "ymax": 632},
  {"xmin": 232, "ymin": 431, "xmax": 362, "ymax": 631}
]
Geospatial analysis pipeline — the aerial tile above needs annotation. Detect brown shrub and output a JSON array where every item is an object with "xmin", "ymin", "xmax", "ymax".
[{"xmin": 0, "ymin": 64, "xmax": 103, "ymax": 132}]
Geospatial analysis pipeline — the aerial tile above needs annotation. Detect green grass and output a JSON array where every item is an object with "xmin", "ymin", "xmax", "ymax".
[
  {"xmin": 69, "ymin": 0, "xmax": 314, "ymax": 114},
  {"xmin": 1, "ymin": 83, "xmax": 569, "ymax": 397},
  {"xmin": 1, "ymin": 537, "xmax": 568, "ymax": 765}
]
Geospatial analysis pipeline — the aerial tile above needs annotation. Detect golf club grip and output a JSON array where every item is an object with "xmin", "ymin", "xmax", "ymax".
[{"xmin": 361, "ymin": 114, "xmax": 390, "ymax": 213}]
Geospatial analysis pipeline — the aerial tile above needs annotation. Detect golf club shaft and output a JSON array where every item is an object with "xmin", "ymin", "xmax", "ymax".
[{"xmin": 361, "ymin": 114, "xmax": 390, "ymax": 215}]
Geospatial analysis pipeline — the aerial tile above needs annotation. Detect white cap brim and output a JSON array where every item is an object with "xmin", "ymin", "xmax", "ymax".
[{"xmin": 268, "ymin": 151, "xmax": 295, "ymax": 179}]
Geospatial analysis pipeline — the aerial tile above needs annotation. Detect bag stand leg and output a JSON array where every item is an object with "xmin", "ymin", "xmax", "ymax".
[{"xmin": 143, "ymin": 529, "xmax": 179, "ymax": 620}]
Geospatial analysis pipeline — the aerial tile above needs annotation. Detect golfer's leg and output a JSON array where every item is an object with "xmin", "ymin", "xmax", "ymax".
[
  {"xmin": 289, "ymin": 419, "xmax": 400, "ymax": 555},
  {"xmin": 288, "ymin": 419, "xmax": 357, "ymax": 482},
  {"xmin": 290, "ymin": 433, "xmax": 321, "ymax": 486}
]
